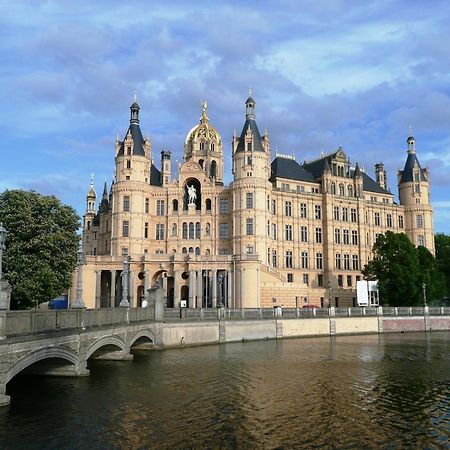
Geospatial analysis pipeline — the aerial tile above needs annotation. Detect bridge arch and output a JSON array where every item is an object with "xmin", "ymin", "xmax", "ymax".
[
  {"xmin": 6, "ymin": 346, "xmax": 79, "ymax": 383},
  {"xmin": 85, "ymin": 336, "xmax": 126, "ymax": 360},
  {"xmin": 129, "ymin": 330, "xmax": 155, "ymax": 348}
]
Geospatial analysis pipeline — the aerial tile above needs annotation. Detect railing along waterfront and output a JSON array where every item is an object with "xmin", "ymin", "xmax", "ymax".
[
  {"xmin": 0, "ymin": 307, "xmax": 155, "ymax": 337},
  {"xmin": 163, "ymin": 306, "xmax": 450, "ymax": 322}
]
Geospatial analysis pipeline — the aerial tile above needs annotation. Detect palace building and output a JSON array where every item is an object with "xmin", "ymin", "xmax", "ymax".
[{"xmin": 73, "ymin": 95, "xmax": 434, "ymax": 309}]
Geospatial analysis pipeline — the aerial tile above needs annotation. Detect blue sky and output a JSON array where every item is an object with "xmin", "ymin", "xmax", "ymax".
[{"xmin": 1, "ymin": 0, "xmax": 449, "ymax": 232}]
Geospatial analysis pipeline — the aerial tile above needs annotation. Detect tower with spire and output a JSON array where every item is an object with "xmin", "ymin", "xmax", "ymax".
[{"xmin": 398, "ymin": 131, "xmax": 434, "ymax": 252}]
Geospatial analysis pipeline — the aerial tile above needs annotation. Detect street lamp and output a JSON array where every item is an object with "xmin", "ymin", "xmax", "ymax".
[
  {"xmin": 328, "ymin": 280, "xmax": 332, "ymax": 308},
  {"xmin": 422, "ymin": 282, "xmax": 427, "ymax": 307},
  {"xmin": 0, "ymin": 223, "xmax": 12, "ymax": 310},
  {"xmin": 72, "ymin": 244, "xmax": 86, "ymax": 309}
]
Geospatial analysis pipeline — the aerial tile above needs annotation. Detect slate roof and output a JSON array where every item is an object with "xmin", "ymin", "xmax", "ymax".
[
  {"xmin": 235, "ymin": 119, "xmax": 265, "ymax": 152},
  {"xmin": 270, "ymin": 157, "xmax": 316, "ymax": 183},
  {"xmin": 117, "ymin": 123, "xmax": 146, "ymax": 157},
  {"xmin": 398, "ymin": 152, "xmax": 427, "ymax": 183},
  {"xmin": 150, "ymin": 164, "xmax": 162, "ymax": 186}
]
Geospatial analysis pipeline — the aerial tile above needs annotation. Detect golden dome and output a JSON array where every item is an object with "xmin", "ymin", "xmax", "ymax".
[{"xmin": 184, "ymin": 101, "xmax": 222, "ymax": 146}]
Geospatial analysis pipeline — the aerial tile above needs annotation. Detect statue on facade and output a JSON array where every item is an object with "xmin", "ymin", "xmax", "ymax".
[{"xmin": 186, "ymin": 182, "xmax": 197, "ymax": 205}]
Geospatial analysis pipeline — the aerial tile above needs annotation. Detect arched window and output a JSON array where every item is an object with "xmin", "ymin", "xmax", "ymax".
[
  {"xmin": 205, "ymin": 249, "xmax": 210, "ymax": 255},
  {"xmin": 87, "ymin": 221, "xmax": 91, "ymax": 230},
  {"xmin": 339, "ymin": 184, "xmax": 345, "ymax": 196},
  {"xmin": 210, "ymin": 161, "xmax": 217, "ymax": 179},
  {"xmin": 189, "ymin": 222, "xmax": 194, "ymax": 239},
  {"xmin": 206, "ymin": 223, "xmax": 211, "ymax": 236},
  {"xmin": 188, "ymin": 247, "xmax": 194, "ymax": 253},
  {"xmin": 348, "ymin": 185, "xmax": 353, "ymax": 197},
  {"xmin": 331, "ymin": 182, "xmax": 336, "ymax": 195},
  {"xmin": 182, "ymin": 247, "xmax": 187, "ymax": 254},
  {"xmin": 171, "ymin": 223, "xmax": 177, "ymax": 237},
  {"xmin": 199, "ymin": 159, "xmax": 204, "ymax": 168},
  {"xmin": 195, "ymin": 222, "xmax": 201, "ymax": 239},
  {"xmin": 182, "ymin": 222, "xmax": 188, "ymax": 239},
  {"xmin": 206, "ymin": 198, "xmax": 212, "ymax": 211},
  {"xmin": 195, "ymin": 247, "xmax": 200, "ymax": 255},
  {"xmin": 172, "ymin": 199, "xmax": 178, "ymax": 211}
]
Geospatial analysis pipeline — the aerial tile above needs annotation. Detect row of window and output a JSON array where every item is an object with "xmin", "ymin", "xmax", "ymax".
[
  {"xmin": 124, "ymin": 197, "xmax": 216, "ymax": 214},
  {"xmin": 334, "ymin": 207, "xmax": 358, "ymax": 222},
  {"xmin": 286, "ymin": 273, "xmax": 362, "ymax": 288},
  {"xmin": 330, "ymin": 182, "xmax": 356, "ymax": 197}
]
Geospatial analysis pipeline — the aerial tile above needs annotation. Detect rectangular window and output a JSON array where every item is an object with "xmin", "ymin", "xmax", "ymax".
[
  {"xmin": 122, "ymin": 220, "xmax": 129, "ymax": 237},
  {"xmin": 303, "ymin": 274, "xmax": 309, "ymax": 286},
  {"xmin": 315, "ymin": 227, "xmax": 322, "ymax": 243},
  {"xmin": 271, "ymin": 199, "xmax": 276, "ymax": 214},
  {"xmin": 316, "ymin": 252, "xmax": 323, "ymax": 270},
  {"xmin": 334, "ymin": 206, "xmax": 340, "ymax": 221},
  {"xmin": 301, "ymin": 251, "xmax": 308, "ymax": 269},
  {"xmin": 386, "ymin": 213, "xmax": 393, "ymax": 228},
  {"xmin": 342, "ymin": 207, "xmax": 348, "ymax": 222},
  {"xmin": 315, "ymin": 205, "xmax": 321, "ymax": 220},
  {"xmin": 300, "ymin": 203, "xmax": 307, "ymax": 218},
  {"xmin": 282, "ymin": 183, "xmax": 290, "ymax": 190},
  {"xmin": 352, "ymin": 255, "xmax": 359, "ymax": 271},
  {"xmin": 416, "ymin": 214, "xmax": 424, "ymax": 228},
  {"xmin": 374, "ymin": 212, "xmax": 381, "ymax": 226},
  {"xmin": 335, "ymin": 228, "xmax": 341, "ymax": 244},
  {"xmin": 300, "ymin": 226, "xmax": 308, "ymax": 242},
  {"xmin": 247, "ymin": 155, "xmax": 252, "ymax": 165},
  {"xmin": 246, "ymin": 192, "xmax": 254, "ymax": 209},
  {"xmin": 123, "ymin": 195, "xmax": 130, "ymax": 212},
  {"xmin": 318, "ymin": 274, "xmax": 323, "ymax": 287},
  {"xmin": 246, "ymin": 218, "xmax": 254, "ymax": 235},
  {"xmin": 145, "ymin": 197, "xmax": 149, "ymax": 214},
  {"xmin": 351, "ymin": 208, "xmax": 357, "ymax": 222},
  {"xmin": 219, "ymin": 223, "xmax": 229, "ymax": 239},
  {"xmin": 347, "ymin": 275, "xmax": 352, "ymax": 287},
  {"xmin": 285, "ymin": 224, "xmax": 293, "ymax": 241},
  {"xmin": 287, "ymin": 273, "xmax": 293, "ymax": 283},
  {"xmin": 272, "ymin": 250, "xmax": 277, "ymax": 267},
  {"xmin": 156, "ymin": 200, "xmax": 165, "ymax": 216},
  {"xmin": 220, "ymin": 198, "xmax": 229, "ymax": 214},
  {"xmin": 344, "ymin": 254, "xmax": 350, "ymax": 270},
  {"xmin": 338, "ymin": 275, "xmax": 343, "ymax": 287},
  {"xmin": 418, "ymin": 235, "xmax": 425, "ymax": 246},
  {"xmin": 144, "ymin": 222, "xmax": 148, "ymax": 239},
  {"xmin": 182, "ymin": 223, "xmax": 188, "ymax": 239},
  {"xmin": 156, "ymin": 224, "xmax": 164, "ymax": 240},
  {"xmin": 247, "ymin": 142, "xmax": 252, "ymax": 152},
  {"xmin": 285, "ymin": 201, "xmax": 292, "ymax": 216},
  {"xmin": 272, "ymin": 223, "xmax": 277, "ymax": 239},
  {"xmin": 398, "ymin": 215, "xmax": 404, "ymax": 229},
  {"xmin": 335, "ymin": 253, "xmax": 342, "ymax": 270},
  {"xmin": 343, "ymin": 229, "xmax": 349, "ymax": 245},
  {"xmin": 246, "ymin": 245, "xmax": 254, "ymax": 255},
  {"xmin": 351, "ymin": 230, "xmax": 358, "ymax": 245},
  {"xmin": 285, "ymin": 251, "xmax": 293, "ymax": 268}
]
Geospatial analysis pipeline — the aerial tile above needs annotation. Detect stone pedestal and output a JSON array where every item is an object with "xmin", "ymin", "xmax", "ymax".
[
  {"xmin": 148, "ymin": 282, "xmax": 165, "ymax": 322},
  {"xmin": 0, "ymin": 280, "xmax": 11, "ymax": 310}
]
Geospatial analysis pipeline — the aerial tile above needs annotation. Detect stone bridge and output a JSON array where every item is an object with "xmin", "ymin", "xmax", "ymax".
[{"xmin": 0, "ymin": 307, "xmax": 160, "ymax": 406}]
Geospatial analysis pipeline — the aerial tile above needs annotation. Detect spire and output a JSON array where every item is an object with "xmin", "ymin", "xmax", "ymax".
[
  {"xmin": 353, "ymin": 163, "xmax": 362, "ymax": 178},
  {"xmin": 245, "ymin": 91, "xmax": 256, "ymax": 120},
  {"xmin": 130, "ymin": 94, "xmax": 140, "ymax": 125},
  {"xmin": 200, "ymin": 101, "xmax": 209, "ymax": 123},
  {"xmin": 102, "ymin": 180, "xmax": 108, "ymax": 200},
  {"xmin": 323, "ymin": 158, "xmax": 331, "ymax": 173},
  {"xmin": 87, "ymin": 173, "xmax": 96, "ymax": 198}
]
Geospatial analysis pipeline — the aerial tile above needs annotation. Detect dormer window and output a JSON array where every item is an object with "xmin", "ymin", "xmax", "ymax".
[
  {"xmin": 126, "ymin": 146, "xmax": 131, "ymax": 155},
  {"xmin": 126, "ymin": 160, "xmax": 131, "ymax": 169},
  {"xmin": 200, "ymin": 142, "xmax": 205, "ymax": 151},
  {"xmin": 247, "ymin": 155, "xmax": 252, "ymax": 165},
  {"xmin": 247, "ymin": 142, "xmax": 252, "ymax": 152}
]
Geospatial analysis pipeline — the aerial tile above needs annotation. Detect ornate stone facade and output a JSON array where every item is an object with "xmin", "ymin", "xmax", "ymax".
[{"xmin": 72, "ymin": 96, "xmax": 434, "ymax": 309}]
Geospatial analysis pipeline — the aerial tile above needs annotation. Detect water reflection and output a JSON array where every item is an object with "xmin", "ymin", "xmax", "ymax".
[{"xmin": 1, "ymin": 332, "xmax": 449, "ymax": 449}]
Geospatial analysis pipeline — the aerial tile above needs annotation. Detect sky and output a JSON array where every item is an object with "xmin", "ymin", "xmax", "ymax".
[{"xmin": 1, "ymin": 0, "xmax": 449, "ymax": 233}]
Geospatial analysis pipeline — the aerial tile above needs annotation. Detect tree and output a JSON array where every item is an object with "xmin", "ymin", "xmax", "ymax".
[
  {"xmin": 362, "ymin": 231, "xmax": 421, "ymax": 306},
  {"xmin": 0, "ymin": 190, "xmax": 80, "ymax": 309},
  {"xmin": 435, "ymin": 233, "xmax": 450, "ymax": 303}
]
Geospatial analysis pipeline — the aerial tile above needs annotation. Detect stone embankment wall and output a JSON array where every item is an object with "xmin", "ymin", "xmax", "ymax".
[{"xmin": 160, "ymin": 315, "xmax": 450, "ymax": 348}]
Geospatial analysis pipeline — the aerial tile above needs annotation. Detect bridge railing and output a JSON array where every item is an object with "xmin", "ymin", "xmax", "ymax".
[{"xmin": 0, "ymin": 307, "xmax": 155, "ymax": 338}]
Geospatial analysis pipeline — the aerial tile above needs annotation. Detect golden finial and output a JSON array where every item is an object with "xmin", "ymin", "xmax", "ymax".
[{"xmin": 201, "ymin": 100, "xmax": 209, "ymax": 123}]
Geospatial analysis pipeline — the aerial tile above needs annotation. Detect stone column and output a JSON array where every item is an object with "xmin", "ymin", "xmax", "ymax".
[
  {"xmin": 197, "ymin": 269, "xmax": 203, "ymax": 308},
  {"xmin": 110, "ymin": 270, "xmax": 116, "ymax": 308},
  {"xmin": 188, "ymin": 270, "xmax": 196, "ymax": 308},
  {"xmin": 95, "ymin": 270, "xmax": 101, "ymax": 308},
  {"xmin": 227, "ymin": 269, "xmax": 232, "ymax": 308},
  {"xmin": 162, "ymin": 274, "xmax": 168, "ymax": 307},
  {"xmin": 212, "ymin": 269, "xmax": 217, "ymax": 308},
  {"xmin": 173, "ymin": 270, "xmax": 180, "ymax": 308}
]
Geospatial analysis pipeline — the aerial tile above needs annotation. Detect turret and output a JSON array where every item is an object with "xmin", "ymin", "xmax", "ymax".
[
  {"xmin": 375, "ymin": 162, "xmax": 387, "ymax": 190},
  {"xmin": 86, "ymin": 174, "xmax": 96, "ymax": 215},
  {"xmin": 161, "ymin": 150, "xmax": 171, "ymax": 185}
]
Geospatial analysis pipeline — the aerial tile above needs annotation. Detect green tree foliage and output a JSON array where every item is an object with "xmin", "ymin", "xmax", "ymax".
[
  {"xmin": 434, "ymin": 233, "xmax": 450, "ymax": 302},
  {"xmin": 0, "ymin": 190, "xmax": 80, "ymax": 309},
  {"xmin": 362, "ymin": 231, "xmax": 421, "ymax": 306}
]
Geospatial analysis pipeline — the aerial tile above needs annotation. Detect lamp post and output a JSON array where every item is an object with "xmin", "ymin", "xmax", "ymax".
[
  {"xmin": 328, "ymin": 280, "xmax": 332, "ymax": 308},
  {"xmin": 422, "ymin": 283, "xmax": 427, "ymax": 307},
  {"xmin": 72, "ymin": 244, "xmax": 86, "ymax": 309},
  {"xmin": 120, "ymin": 256, "xmax": 130, "ymax": 307},
  {"xmin": 0, "ymin": 223, "xmax": 12, "ymax": 310},
  {"xmin": 218, "ymin": 273, "xmax": 224, "ymax": 308}
]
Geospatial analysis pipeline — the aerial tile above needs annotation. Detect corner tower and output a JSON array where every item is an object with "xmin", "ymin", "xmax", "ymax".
[
  {"xmin": 184, "ymin": 102, "xmax": 224, "ymax": 184},
  {"xmin": 398, "ymin": 131, "xmax": 434, "ymax": 253}
]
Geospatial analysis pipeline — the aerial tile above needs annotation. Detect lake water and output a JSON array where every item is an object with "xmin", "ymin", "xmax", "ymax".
[{"xmin": 1, "ymin": 332, "xmax": 449, "ymax": 449}]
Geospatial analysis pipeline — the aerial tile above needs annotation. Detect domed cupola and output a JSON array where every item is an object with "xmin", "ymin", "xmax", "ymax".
[{"xmin": 184, "ymin": 101, "xmax": 224, "ymax": 184}]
